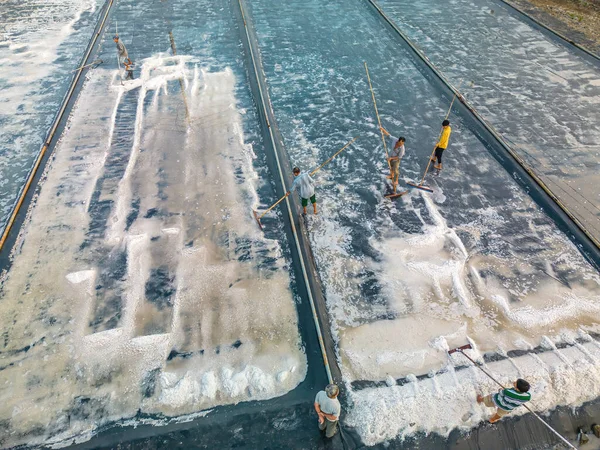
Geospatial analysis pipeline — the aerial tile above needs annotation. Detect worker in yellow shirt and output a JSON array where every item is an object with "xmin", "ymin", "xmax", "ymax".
[{"xmin": 431, "ymin": 119, "xmax": 452, "ymax": 170}]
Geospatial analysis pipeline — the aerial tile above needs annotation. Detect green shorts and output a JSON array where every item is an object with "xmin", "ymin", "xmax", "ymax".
[{"xmin": 302, "ymin": 195, "xmax": 316, "ymax": 207}]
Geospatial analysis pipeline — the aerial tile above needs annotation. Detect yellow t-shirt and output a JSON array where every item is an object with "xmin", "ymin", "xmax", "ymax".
[{"xmin": 437, "ymin": 126, "xmax": 451, "ymax": 149}]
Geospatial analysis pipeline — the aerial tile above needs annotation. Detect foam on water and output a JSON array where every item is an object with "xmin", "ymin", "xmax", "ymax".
[
  {"xmin": 0, "ymin": 0, "xmax": 101, "ymax": 231},
  {"xmin": 0, "ymin": 53, "xmax": 306, "ymax": 447},
  {"xmin": 246, "ymin": 0, "xmax": 600, "ymax": 444},
  {"xmin": 378, "ymin": 0, "xmax": 600, "ymax": 241},
  {"xmin": 346, "ymin": 332, "xmax": 600, "ymax": 445}
]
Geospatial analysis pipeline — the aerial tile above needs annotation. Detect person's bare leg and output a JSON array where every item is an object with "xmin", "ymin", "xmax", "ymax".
[
  {"xmin": 313, "ymin": 203, "xmax": 317, "ymax": 215},
  {"xmin": 303, "ymin": 206, "xmax": 307, "ymax": 214},
  {"xmin": 477, "ymin": 395, "xmax": 484, "ymax": 403},
  {"xmin": 489, "ymin": 413, "xmax": 502, "ymax": 423}
]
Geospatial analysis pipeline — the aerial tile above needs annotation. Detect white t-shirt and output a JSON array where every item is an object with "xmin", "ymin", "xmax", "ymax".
[
  {"xmin": 387, "ymin": 135, "xmax": 405, "ymax": 159},
  {"xmin": 290, "ymin": 172, "xmax": 315, "ymax": 199},
  {"xmin": 394, "ymin": 143, "xmax": 406, "ymax": 159},
  {"xmin": 315, "ymin": 390, "xmax": 341, "ymax": 420}
]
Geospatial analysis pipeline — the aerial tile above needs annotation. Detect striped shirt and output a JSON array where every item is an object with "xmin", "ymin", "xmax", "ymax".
[{"xmin": 493, "ymin": 388, "xmax": 531, "ymax": 411}]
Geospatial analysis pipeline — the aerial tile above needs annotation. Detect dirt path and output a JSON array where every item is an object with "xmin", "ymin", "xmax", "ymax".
[{"xmin": 508, "ymin": 0, "xmax": 600, "ymax": 55}]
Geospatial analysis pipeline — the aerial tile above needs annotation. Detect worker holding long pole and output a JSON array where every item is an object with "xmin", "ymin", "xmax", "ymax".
[
  {"xmin": 380, "ymin": 127, "xmax": 406, "ymax": 191},
  {"xmin": 286, "ymin": 167, "xmax": 317, "ymax": 215},
  {"xmin": 252, "ymin": 136, "xmax": 358, "ymax": 228},
  {"xmin": 114, "ymin": 33, "xmax": 134, "ymax": 81},
  {"xmin": 431, "ymin": 119, "xmax": 452, "ymax": 171}
]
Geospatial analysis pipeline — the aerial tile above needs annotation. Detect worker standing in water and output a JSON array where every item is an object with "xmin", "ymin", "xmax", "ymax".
[
  {"xmin": 114, "ymin": 34, "xmax": 128, "ymax": 64},
  {"xmin": 380, "ymin": 127, "xmax": 406, "ymax": 189},
  {"xmin": 477, "ymin": 378, "xmax": 531, "ymax": 423},
  {"xmin": 286, "ymin": 167, "xmax": 317, "ymax": 215},
  {"xmin": 431, "ymin": 119, "xmax": 451, "ymax": 171},
  {"xmin": 114, "ymin": 34, "xmax": 134, "ymax": 80}
]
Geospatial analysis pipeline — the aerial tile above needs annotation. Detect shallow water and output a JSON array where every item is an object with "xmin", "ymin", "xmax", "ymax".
[
  {"xmin": 0, "ymin": 0, "xmax": 307, "ymax": 447},
  {"xmin": 378, "ymin": 0, "xmax": 600, "ymax": 241},
  {"xmin": 2, "ymin": 0, "xmax": 600, "ymax": 446},
  {"xmin": 245, "ymin": 0, "xmax": 600, "ymax": 441},
  {"xmin": 0, "ymin": 0, "xmax": 103, "ymax": 233}
]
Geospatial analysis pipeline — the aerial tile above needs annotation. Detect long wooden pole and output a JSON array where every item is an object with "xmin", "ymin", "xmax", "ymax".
[
  {"xmin": 310, "ymin": 136, "xmax": 358, "ymax": 176},
  {"xmin": 364, "ymin": 62, "xmax": 389, "ymax": 165},
  {"xmin": 72, "ymin": 59, "xmax": 103, "ymax": 72}
]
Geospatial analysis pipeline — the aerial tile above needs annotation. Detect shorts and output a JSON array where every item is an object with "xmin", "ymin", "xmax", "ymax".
[
  {"xmin": 483, "ymin": 395, "xmax": 510, "ymax": 417},
  {"xmin": 434, "ymin": 147, "xmax": 445, "ymax": 164},
  {"xmin": 301, "ymin": 195, "xmax": 316, "ymax": 207},
  {"xmin": 389, "ymin": 157, "xmax": 400, "ymax": 177}
]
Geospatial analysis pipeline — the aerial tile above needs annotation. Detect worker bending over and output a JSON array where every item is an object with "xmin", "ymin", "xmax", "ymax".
[
  {"xmin": 477, "ymin": 378, "xmax": 531, "ymax": 423},
  {"xmin": 286, "ymin": 167, "xmax": 317, "ymax": 215},
  {"xmin": 432, "ymin": 119, "xmax": 451, "ymax": 170}
]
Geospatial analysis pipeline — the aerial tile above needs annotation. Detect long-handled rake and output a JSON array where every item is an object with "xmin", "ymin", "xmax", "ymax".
[
  {"xmin": 252, "ymin": 136, "xmax": 359, "ymax": 229},
  {"xmin": 252, "ymin": 194, "xmax": 289, "ymax": 231},
  {"xmin": 365, "ymin": 62, "xmax": 408, "ymax": 200},
  {"xmin": 448, "ymin": 343, "xmax": 576, "ymax": 449}
]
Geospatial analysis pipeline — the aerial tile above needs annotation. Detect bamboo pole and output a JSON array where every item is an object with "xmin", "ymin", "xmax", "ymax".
[
  {"xmin": 364, "ymin": 62, "xmax": 390, "ymax": 166},
  {"xmin": 169, "ymin": 31, "xmax": 191, "ymax": 123}
]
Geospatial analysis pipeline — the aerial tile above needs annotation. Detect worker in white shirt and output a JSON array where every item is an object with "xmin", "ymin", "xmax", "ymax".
[
  {"xmin": 286, "ymin": 167, "xmax": 317, "ymax": 215},
  {"xmin": 381, "ymin": 127, "xmax": 406, "ymax": 188}
]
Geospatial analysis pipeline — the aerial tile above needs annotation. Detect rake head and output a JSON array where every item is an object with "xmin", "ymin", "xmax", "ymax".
[
  {"xmin": 447, "ymin": 343, "xmax": 473, "ymax": 355},
  {"xmin": 406, "ymin": 181, "xmax": 434, "ymax": 193},
  {"xmin": 252, "ymin": 210, "xmax": 263, "ymax": 231}
]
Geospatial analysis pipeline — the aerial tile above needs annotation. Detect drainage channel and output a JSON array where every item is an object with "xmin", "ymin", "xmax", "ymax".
[
  {"xmin": 366, "ymin": 0, "xmax": 600, "ymax": 270},
  {"xmin": 0, "ymin": 0, "xmax": 116, "ymax": 269}
]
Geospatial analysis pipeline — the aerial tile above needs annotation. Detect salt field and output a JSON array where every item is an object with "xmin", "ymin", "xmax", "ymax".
[
  {"xmin": 0, "ymin": 0, "xmax": 103, "ymax": 233},
  {"xmin": 0, "ymin": 0, "xmax": 307, "ymax": 447},
  {"xmin": 1, "ymin": 0, "xmax": 600, "ymax": 448},
  {"xmin": 377, "ymin": 0, "xmax": 600, "ymax": 242},
  {"xmin": 246, "ymin": 0, "xmax": 600, "ymax": 444}
]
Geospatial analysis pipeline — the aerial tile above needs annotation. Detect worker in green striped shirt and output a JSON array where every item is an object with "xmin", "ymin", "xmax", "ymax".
[{"xmin": 477, "ymin": 378, "xmax": 531, "ymax": 423}]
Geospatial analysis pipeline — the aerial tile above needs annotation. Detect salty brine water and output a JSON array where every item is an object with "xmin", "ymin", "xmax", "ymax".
[
  {"xmin": 2, "ymin": 0, "xmax": 600, "ymax": 446},
  {"xmin": 245, "ymin": 0, "xmax": 600, "ymax": 443},
  {"xmin": 0, "ymin": 0, "xmax": 103, "ymax": 233},
  {"xmin": 0, "ymin": 0, "xmax": 307, "ymax": 447},
  {"xmin": 378, "ymin": 0, "xmax": 600, "ymax": 242}
]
